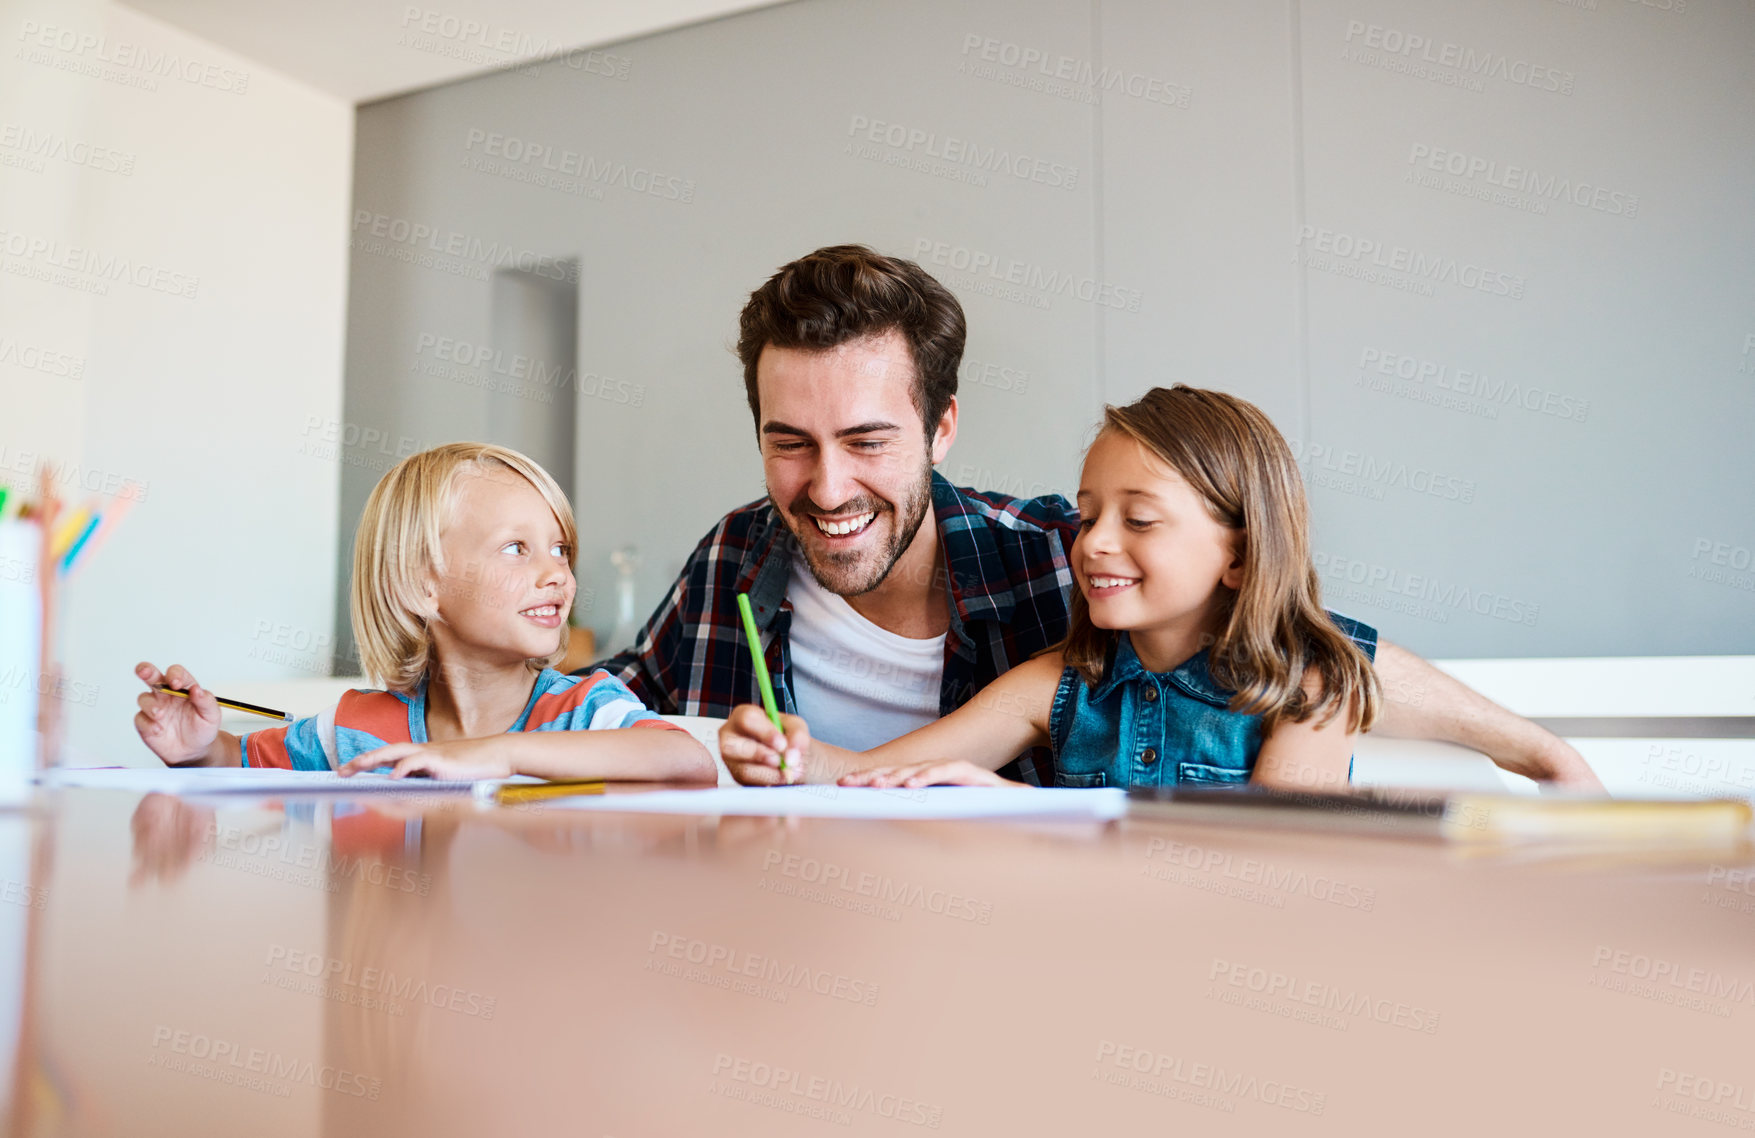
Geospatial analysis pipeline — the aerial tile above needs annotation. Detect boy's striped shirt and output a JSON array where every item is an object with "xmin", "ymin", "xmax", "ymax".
[{"xmin": 241, "ymin": 668, "xmax": 684, "ymax": 772}]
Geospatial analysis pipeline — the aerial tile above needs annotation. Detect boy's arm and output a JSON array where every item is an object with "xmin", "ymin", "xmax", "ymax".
[
  {"xmin": 339, "ymin": 671, "xmax": 715, "ymax": 782},
  {"xmin": 1372, "ymin": 641, "xmax": 1603, "ymax": 789},
  {"xmin": 339, "ymin": 724, "xmax": 714, "ymax": 783}
]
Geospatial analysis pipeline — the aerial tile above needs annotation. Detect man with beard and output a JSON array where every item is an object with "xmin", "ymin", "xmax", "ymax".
[{"xmin": 591, "ymin": 245, "xmax": 1600, "ymax": 789}]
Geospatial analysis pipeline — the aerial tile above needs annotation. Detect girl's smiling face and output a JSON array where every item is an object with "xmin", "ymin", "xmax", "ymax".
[
  {"xmin": 1072, "ymin": 430, "xmax": 1243, "ymax": 654},
  {"xmin": 425, "ymin": 468, "xmax": 575, "ymax": 668}
]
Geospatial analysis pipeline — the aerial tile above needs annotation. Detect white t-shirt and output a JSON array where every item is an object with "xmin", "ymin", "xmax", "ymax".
[{"xmin": 787, "ymin": 554, "xmax": 947, "ymax": 751}]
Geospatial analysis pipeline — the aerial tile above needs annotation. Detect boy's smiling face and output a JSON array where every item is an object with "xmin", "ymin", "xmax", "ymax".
[{"xmin": 426, "ymin": 467, "xmax": 575, "ymax": 667}]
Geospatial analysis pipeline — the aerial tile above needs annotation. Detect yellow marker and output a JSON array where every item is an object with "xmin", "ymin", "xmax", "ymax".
[{"xmin": 492, "ymin": 779, "xmax": 607, "ymax": 806}]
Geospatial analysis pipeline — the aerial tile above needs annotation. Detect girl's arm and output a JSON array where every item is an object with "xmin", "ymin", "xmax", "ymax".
[
  {"xmin": 720, "ymin": 652, "xmax": 1063, "ymax": 787},
  {"xmin": 337, "ymin": 726, "xmax": 715, "ymax": 783},
  {"xmin": 1250, "ymin": 677, "xmax": 1359, "ymax": 793}
]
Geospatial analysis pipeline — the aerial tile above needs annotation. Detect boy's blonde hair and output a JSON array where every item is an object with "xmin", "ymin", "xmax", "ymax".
[{"xmin": 349, "ymin": 443, "xmax": 577, "ymax": 692}]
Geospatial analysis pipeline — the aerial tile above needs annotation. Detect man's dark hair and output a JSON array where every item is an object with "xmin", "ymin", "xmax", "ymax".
[{"xmin": 737, "ymin": 244, "xmax": 966, "ymax": 436}]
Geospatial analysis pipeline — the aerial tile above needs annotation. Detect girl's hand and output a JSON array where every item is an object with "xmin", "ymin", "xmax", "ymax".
[
  {"xmin": 718, "ymin": 704, "xmax": 808, "ymax": 786},
  {"xmin": 338, "ymin": 738, "xmax": 514, "ymax": 781},
  {"xmin": 134, "ymin": 662, "xmax": 221, "ymax": 765},
  {"xmin": 837, "ymin": 760, "xmax": 1023, "ymax": 789}
]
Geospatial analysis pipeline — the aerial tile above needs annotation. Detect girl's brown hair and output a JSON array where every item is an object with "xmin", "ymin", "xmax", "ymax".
[{"xmin": 1060, "ymin": 385, "xmax": 1380, "ymax": 734}]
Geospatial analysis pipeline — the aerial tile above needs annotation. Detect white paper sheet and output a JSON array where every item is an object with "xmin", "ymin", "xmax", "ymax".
[
  {"xmin": 538, "ymin": 785, "xmax": 1130, "ymax": 820},
  {"xmin": 39, "ymin": 767, "xmax": 535, "ymax": 796}
]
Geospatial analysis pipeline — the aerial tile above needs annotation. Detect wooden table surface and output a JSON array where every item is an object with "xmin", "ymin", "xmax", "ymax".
[{"xmin": 4, "ymin": 782, "xmax": 1753, "ymax": 1137}]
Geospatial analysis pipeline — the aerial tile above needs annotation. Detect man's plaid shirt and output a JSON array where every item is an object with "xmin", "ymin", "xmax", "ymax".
[{"xmin": 592, "ymin": 472, "xmax": 1081, "ymax": 785}]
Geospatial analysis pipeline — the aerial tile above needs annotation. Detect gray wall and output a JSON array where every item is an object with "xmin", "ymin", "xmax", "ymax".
[{"xmin": 338, "ymin": 0, "xmax": 1755, "ymax": 663}]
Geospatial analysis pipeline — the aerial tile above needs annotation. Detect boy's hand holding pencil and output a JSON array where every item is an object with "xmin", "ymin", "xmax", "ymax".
[
  {"xmin": 134, "ymin": 662, "xmax": 224, "ymax": 765},
  {"xmin": 719, "ymin": 705, "xmax": 811, "ymax": 786}
]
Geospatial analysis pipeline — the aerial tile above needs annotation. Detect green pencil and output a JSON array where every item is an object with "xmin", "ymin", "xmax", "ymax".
[{"xmin": 735, "ymin": 592, "xmax": 787, "ymax": 774}]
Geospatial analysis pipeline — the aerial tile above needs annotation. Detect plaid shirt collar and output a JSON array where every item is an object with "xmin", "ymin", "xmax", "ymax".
[{"xmin": 734, "ymin": 471, "xmax": 1023, "ymax": 649}]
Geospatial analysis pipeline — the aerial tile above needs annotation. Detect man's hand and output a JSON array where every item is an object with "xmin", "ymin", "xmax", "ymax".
[
  {"xmin": 338, "ymin": 738, "xmax": 514, "ymax": 781},
  {"xmin": 837, "ymin": 760, "xmax": 1022, "ymax": 789},
  {"xmin": 718, "ymin": 704, "xmax": 808, "ymax": 785}
]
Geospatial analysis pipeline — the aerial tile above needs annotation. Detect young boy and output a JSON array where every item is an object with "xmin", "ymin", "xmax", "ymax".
[{"xmin": 134, "ymin": 443, "xmax": 712, "ymax": 782}]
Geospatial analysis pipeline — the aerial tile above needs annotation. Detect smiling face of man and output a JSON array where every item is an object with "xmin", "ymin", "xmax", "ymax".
[{"xmin": 755, "ymin": 328, "xmax": 955, "ymax": 597}]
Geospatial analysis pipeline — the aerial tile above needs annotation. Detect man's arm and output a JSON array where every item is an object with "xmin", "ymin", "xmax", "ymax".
[{"xmin": 1372, "ymin": 640, "xmax": 1603, "ymax": 789}]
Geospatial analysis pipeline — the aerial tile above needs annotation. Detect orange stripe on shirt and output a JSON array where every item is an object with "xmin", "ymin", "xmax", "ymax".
[
  {"xmin": 526, "ymin": 671, "xmax": 612, "ymax": 729},
  {"xmin": 337, "ymin": 689, "xmax": 415, "ymax": 745},
  {"xmin": 245, "ymin": 728, "xmax": 294, "ymax": 770}
]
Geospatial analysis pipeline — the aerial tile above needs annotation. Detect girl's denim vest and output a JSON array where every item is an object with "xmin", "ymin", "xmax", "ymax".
[{"xmin": 1047, "ymin": 620, "xmax": 1376, "ymax": 788}]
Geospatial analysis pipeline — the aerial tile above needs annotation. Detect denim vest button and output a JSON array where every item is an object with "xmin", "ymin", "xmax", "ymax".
[
  {"xmin": 1143, "ymin": 686, "xmax": 1158, "ymax": 702},
  {"xmin": 1141, "ymin": 748, "xmax": 1158, "ymax": 764}
]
